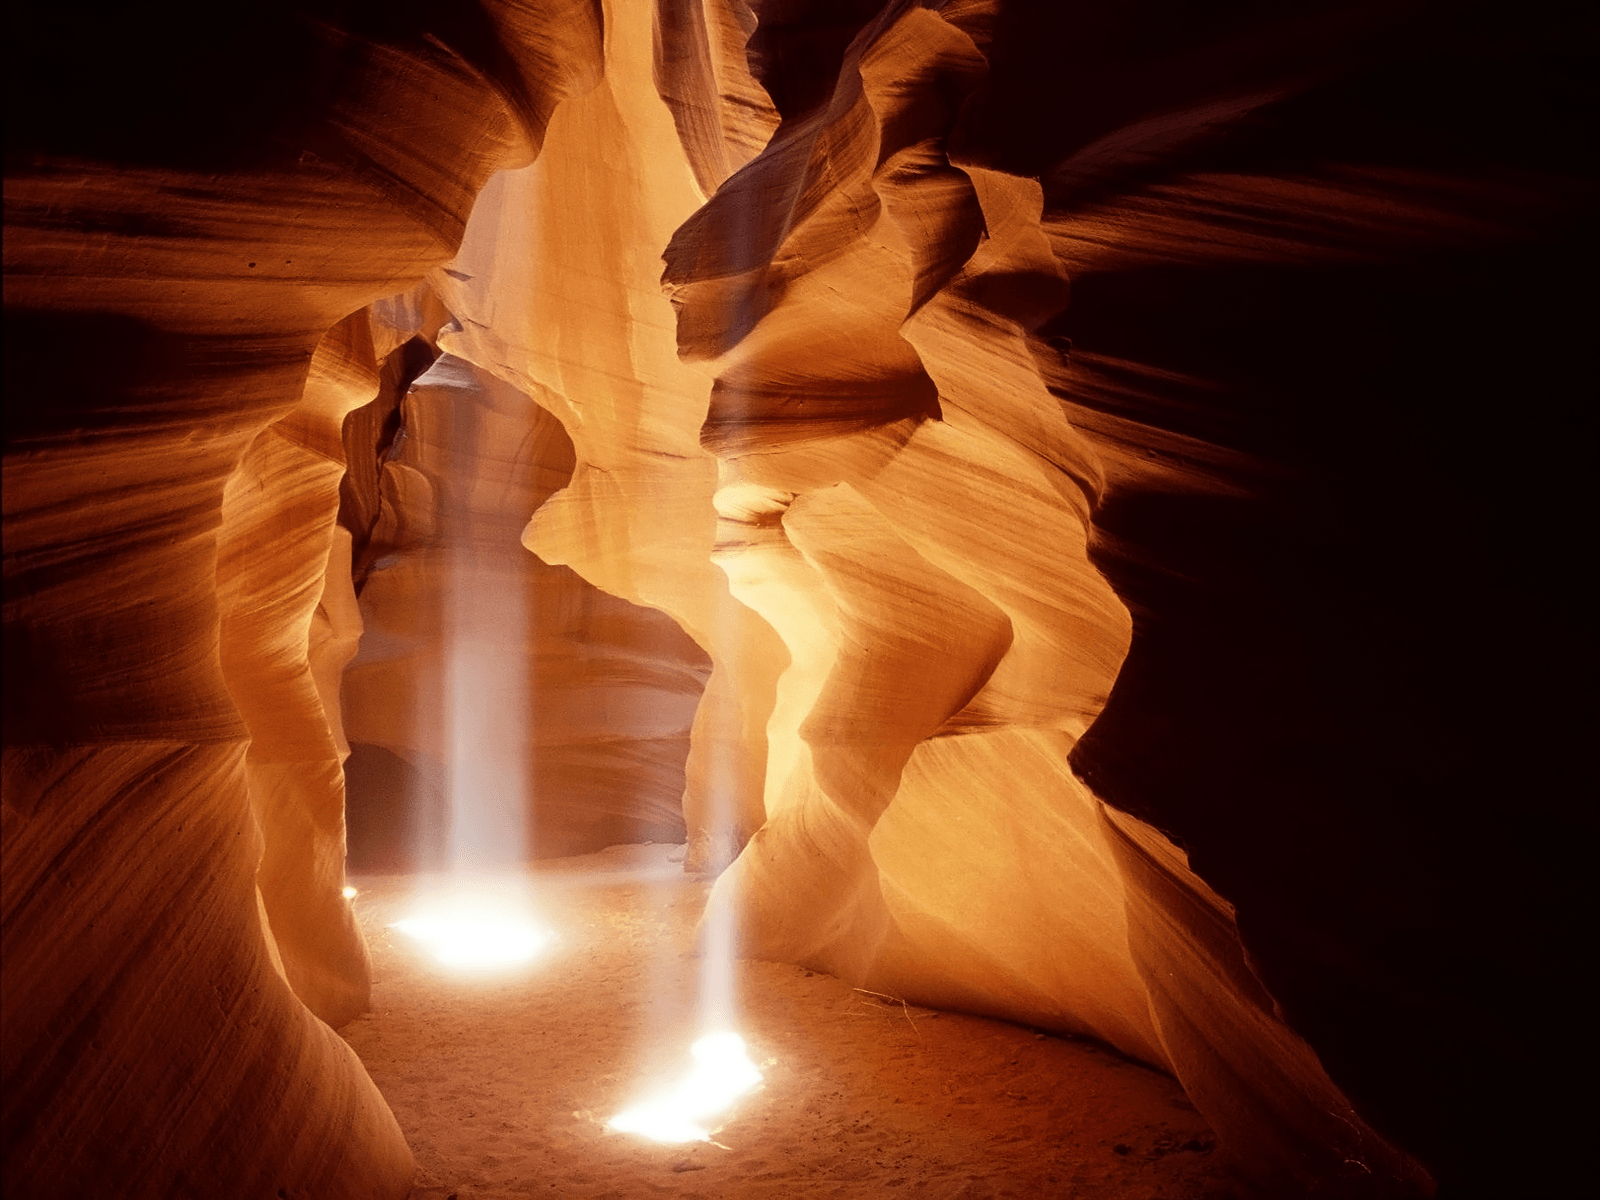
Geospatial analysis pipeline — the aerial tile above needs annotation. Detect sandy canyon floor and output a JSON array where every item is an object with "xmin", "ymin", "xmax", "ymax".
[{"xmin": 342, "ymin": 845, "xmax": 1243, "ymax": 1199}]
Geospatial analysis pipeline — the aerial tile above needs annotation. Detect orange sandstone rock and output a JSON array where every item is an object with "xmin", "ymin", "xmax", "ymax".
[
  {"xmin": 3, "ymin": 4, "xmax": 603, "ymax": 1196},
  {"xmin": 6, "ymin": 3, "xmax": 1590, "ymax": 1199}
]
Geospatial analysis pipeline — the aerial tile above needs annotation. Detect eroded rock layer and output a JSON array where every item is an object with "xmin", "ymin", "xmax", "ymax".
[
  {"xmin": 4, "ymin": 2, "xmax": 1591, "ymax": 1199},
  {"xmin": 426, "ymin": 12, "xmax": 791, "ymax": 873},
  {"xmin": 1022, "ymin": 7, "xmax": 1595, "ymax": 1195},
  {"xmin": 4, "ymin": 3, "xmax": 602, "ymax": 1197},
  {"xmin": 339, "ymin": 337, "xmax": 712, "ymax": 865},
  {"xmin": 420, "ymin": 1, "xmax": 1434, "ymax": 1195}
]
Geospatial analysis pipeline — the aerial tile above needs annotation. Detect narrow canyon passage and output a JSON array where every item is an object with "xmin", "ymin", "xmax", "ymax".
[
  {"xmin": 342, "ymin": 846, "xmax": 1237, "ymax": 1200},
  {"xmin": 6, "ymin": 2, "xmax": 1591, "ymax": 1197}
]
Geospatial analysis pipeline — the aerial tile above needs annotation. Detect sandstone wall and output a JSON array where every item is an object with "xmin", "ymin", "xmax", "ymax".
[
  {"xmin": 3, "ymin": 3, "xmax": 602, "ymax": 1196},
  {"xmin": 426, "ymin": 10, "xmax": 791, "ymax": 873},
  {"xmin": 419, "ymin": 2, "xmax": 1434, "ymax": 1194},
  {"xmin": 4, "ymin": 2, "xmax": 1591, "ymax": 1199},
  {"xmin": 339, "ymin": 341, "xmax": 712, "ymax": 866}
]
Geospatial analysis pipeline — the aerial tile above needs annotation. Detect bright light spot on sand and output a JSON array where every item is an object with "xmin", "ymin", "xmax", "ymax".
[
  {"xmin": 392, "ymin": 915, "xmax": 549, "ymax": 971},
  {"xmin": 391, "ymin": 880, "xmax": 551, "ymax": 972},
  {"xmin": 342, "ymin": 886, "xmax": 358, "ymax": 900},
  {"xmin": 607, "ymin": 1032, "xmax": 764, "ymax": 1144}
]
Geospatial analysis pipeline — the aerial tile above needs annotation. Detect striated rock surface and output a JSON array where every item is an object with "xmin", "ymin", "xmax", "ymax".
[
  {"xmin": 339, "ymin": 340, "xmax": 712, "ymax": 865},
  {"xmin": 3, "ymin": 3, "xmax": 602, "ymax": 1197},
  {"xmin": 1016, "ymin": 6, "xmax": 1595, "ymax": 1195},
  {"xmin": 643, "ymin": 4, "xmax": 1429, "ymax": 1194},
  {"xmin": 216, "ymin": 308, "xmax": 382, "ymax": 1028},
  {"xmin": 418, "ymin": 0, "xmax": 1441, "ymax": 1193},
  {"xmin": 5, "ymin": 1, "xmax": 1592, "ymax": 1198},
  {"xmin": 427, "ymin": 1, "xmax": 791, "ymax": 873}
]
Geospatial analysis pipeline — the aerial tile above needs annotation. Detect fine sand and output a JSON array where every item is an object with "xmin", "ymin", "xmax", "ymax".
[{"xmin": 342, "ymin": 845, "xmax": 1242, "ymax": 1199}]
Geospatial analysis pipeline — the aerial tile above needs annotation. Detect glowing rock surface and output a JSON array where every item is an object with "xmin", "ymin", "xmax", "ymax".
[
  {"xmin": 3, "ymin": 1, "xmax": 1591, "ymax": 1199},
  {"xmin": 3, "ymin": 3, "xmax": 602, "ymax": 1197},
  {"xmin": 338, "ymin": 345, "xmax": 712, "ymax": 865}
]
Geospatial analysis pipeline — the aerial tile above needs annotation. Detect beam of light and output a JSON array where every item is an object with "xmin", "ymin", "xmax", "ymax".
[
  {"xmin": 442, "ymin": 535, "xmax": 531, "ymax": 873},
  {"xmin": 389, "ymin": 361, "xmax": 546, "ymax": 976},
  {"xmin": 602, "ymin": 468, "xmax": 770, "ymax": 1147},
  {"xmin": 390, "ymin": 876, "xmax": 552, "ymax": 973},
  {"xmin": 607, "ymin": 1031, "xmax": 763, "ymax": 1144},
  {"xmin": 431, "ymin": 357, "xmax": 535, "ymax": 878}
]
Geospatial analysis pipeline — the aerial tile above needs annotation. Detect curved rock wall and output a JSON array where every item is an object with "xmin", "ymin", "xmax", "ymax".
[
  {"xmin": 658, "ymin": 3, "xmax": 1429, "ymax": 1194},
  {"xmin": 5, "ymin": 2, "xmax": 1591, "ymax": 1198},
  {"xmin": 1020, "ymin": 8, "xmax": 1593, "ymax": 1197},
  {"xmin": 217, "ymin": 309, "xmax": 382, "ymax": 1028},
  {"xmin": 3, "ymin": 3, "xmax": 602, "ymax": 1197},
  {"xmin": 995, "ymin": 4, "xmax": 1593, "ymax": 1197},
  {"xmin": 427, "ymin": 4, "xmax": 791, "ymax": 872},
  {"xmin": 339, "ymin": 341, "xmax": 712, "ymax": 865},
  {"xmin": 422, "ymin": 1, "xmax": 1437, "ymax": 1194}
]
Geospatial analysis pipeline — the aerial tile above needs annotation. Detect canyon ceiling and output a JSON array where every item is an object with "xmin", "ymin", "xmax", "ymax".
[{"xmin": 3, "ymin": 2, "xmax": 1593, "ymax": 1198}]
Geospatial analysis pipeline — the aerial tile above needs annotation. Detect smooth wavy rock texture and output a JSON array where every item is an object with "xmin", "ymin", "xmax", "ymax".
[
  {"xmin": 4, "ymin": 2, "xmax": 601, "ymax": 1197},
  {"xmin": 339, "ymin": 341, "xmax": 712, "ymax": 864},
  {"xmin": 4, "ymin": 2, "xmax": 1591, "ymax": 1199},
  {"xmin": 653, "ymin": 4, "xmax": 1426, "ymax": 1195},
  {"xmin": 426, "ymin": 4, "xmax": 791, "ymax": 873},
  {"xmin": 421, "ymin": 0, "xmax": 1429, "ymax": 1195}
]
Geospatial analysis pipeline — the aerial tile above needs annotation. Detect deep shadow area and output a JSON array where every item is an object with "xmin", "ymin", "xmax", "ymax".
[
  {"xmin": 343, "ymin": 741, "xmax": 694, "ymax": 871},
  {"xmin": 1064, "ymin": 225, "xmax": 1596, "ymax": 1200},
  {"xmin": 344, "ymin": 743, "xmax": 451, "ymax": 873},
  {"xmin": 1034, "ymin": 7, "xmax": 1599, "ymax": 1195},
  {"xmin": 5, "ymin": 0, "xmax": 522, "ymax": 173}
]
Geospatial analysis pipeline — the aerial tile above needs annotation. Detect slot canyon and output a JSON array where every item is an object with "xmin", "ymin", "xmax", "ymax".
[{"xmin": 3, "ymin": 1, "xmax": 1592, "ymax": 1197}]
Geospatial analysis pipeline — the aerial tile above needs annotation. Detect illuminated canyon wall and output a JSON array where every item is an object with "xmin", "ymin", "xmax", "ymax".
[
  {"xmin": 3, "ymin": 2, "xmax": 1591, "ymax": 1199},
  {"xmin": 4, "ymin": 2, "xmax": 603, "ymax": 1195},
  {"xmin": 336, "ymin": 309, "xmax": 713, "ymax": 867}
]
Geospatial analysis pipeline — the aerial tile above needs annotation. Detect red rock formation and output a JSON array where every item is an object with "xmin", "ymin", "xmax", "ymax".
[
  {"xmin": 4, "ymin": 3, "xmax": 601, "ymax": 1196},
  {"xmin": 427, "ymin": 24, "xmax": 791, "ymax": 872},
  {"xmin": 1013, "ymin": 6, "xmax": 1594, "ymax": 1197},
  {"xmin": 216, "ymin": 309, "xmax": 383, "ymax": 1027},
  {"xmin": 4, "ymin": 1, "xmax": 1592, "ymax": 1198},
  {"xmin": 646, "ymin": 4, "xmax": 1431, "ymax": 1194},
  {"xmin": 339, "ymin": 339, "xmax": 712, "ymax": 865},
  {"xmin": 405, "ymin": 2, "xmax": 1436, "ymax": 1194}
]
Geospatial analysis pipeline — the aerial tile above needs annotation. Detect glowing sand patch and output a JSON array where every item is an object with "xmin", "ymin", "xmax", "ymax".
[
  {"xmin": 390, "ymin": 880, "xmax": 552, "ymax": 972},
  {"xmin": 607, "ymin": 1032, "xmax": 764, "ymax": 1144}
]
